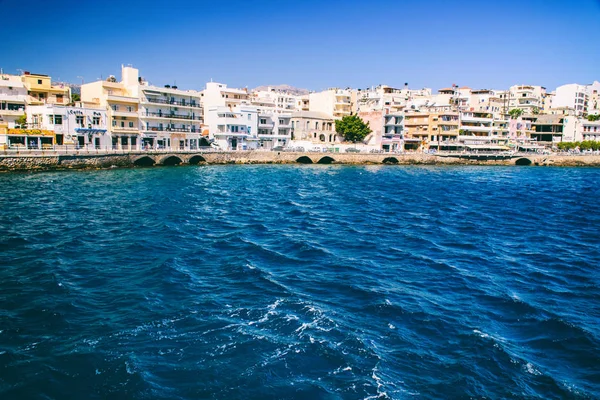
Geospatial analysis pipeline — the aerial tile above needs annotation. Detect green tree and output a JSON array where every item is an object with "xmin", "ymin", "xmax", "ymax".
[
  {"xmin": 532, "ymin": 107, "xmax": 540, "ymax": 115},
  {"xmin": 71, "ymin": 93, "xmax": 81, "ymax": 102},
  {"xmin": 335, "ymin": 115, "xmax": 372, "ymax": 143},
  {"xmin": 15, "ymin": 114, "xmax": 27, "ymax": 127},
  {"xmin": 587, "ymin": 114, "xmax": 600, "ymax": 121},
  {"xmin": 508, "ymin": 108, "xmax": 524, "ymax": 119}
]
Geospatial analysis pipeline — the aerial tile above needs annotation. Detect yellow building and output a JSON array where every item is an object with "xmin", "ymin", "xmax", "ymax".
[
  {"xmin": 21, "ymin": 72, "xmax": 71, "ymax": 105},
  {"xmin": 81, "ymin": 67, "xmax": 141, "ymax": 150},
  {"xmin": 403, "ymin": 111, "xmax": 430, "ymax": 150}
]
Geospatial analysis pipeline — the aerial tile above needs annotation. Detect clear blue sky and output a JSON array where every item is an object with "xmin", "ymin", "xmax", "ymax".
[{"xmin": 1, "ymin": 0, "xmax": 599, "ymax": 92}]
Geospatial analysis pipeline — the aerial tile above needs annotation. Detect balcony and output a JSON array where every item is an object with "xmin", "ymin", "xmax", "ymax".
[
  {"xmin": 143, "ymin": 97, "xmax": 202, "ymax": 108},
  {"xmin": 111, "ymin": 126, "xmax": 139, "ymax": 133},
  {"xmin": 461, "ymin": 115, "xmax": 493, "ymax": 123},
  {"xmin": 258, "ymin": 133, "xmax": 290, "ymax": 139},
  {"xmin": 111, "ymin": 110, "xmax": 138, "ymax": 118},
  {"xmin": 214, "ymin": 131, "xmax": 250, "ymax": 137},
  {"xmin": 460, "ymin": 125, "xmax": 493, "ymax": 133},
  {"xmin": 144, "ymin": 112, "xmax": 202, "ymax": 121},
  {"xmin": 258, "ymin": 122, "xmax": 275, "ymax": 128},
  {"xmin": 144, "ymin": 126, "xmax": 196, "ymax": 133},
  {"xmin": 107, "ymin": 94, "xmax": 138, "ymax": 104}
]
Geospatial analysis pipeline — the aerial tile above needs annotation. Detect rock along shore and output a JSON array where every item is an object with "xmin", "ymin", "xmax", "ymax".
[{"xmin": 1, "ymin": 151, "xmax": 600, "ymax": 172}]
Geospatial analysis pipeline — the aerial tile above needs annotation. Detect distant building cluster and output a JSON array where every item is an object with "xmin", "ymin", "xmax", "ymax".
[{"xmin": 1, "ymin": 65, "xmax": 599, "ymax": 152}]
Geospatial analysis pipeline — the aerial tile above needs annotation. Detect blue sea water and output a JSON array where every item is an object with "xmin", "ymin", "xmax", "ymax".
[{"xmin": 0, "ymin": 165, "xmax": 599, "ymax": 399}]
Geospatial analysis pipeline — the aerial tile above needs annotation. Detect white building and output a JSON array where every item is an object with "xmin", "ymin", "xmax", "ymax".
[
  {"xmin": 257, "ymin": 111, "xmax": 292, "ymax": 149},
  {"xmin": 508, "ymin": 85, "xmax": 547, "ymax": 114},
  {"xmin": 0, "ymin": 76, "xmax": 27, "ymax": 127},
  {"xmin": 309, "ymin": 88, "xmax": 352, "ymax": 119},
  {"xmin": 551, "ymin": 84, "xmax": 588, "ymax": 116},
  {"xmin": 205, "ymin": 105, "xmax": 258, "ymax": 150},
  {"xmin": 138, "ymin": 84, "xmax": 203, "ymax": 150},
  {"xmin": 251, "ymin": 87, "xmax": 298, "ymax": 114},
  {"xmin": 581, "ymin": 120, "xmax": 600, "ymax": 141},
  {"xmin": 26, "ymin": 104, "xmax": 109, "ymax": 148}
]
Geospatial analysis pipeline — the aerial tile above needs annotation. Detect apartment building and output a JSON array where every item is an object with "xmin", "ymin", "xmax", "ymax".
[
  {"xmin": 251, "ymin": 88, "xmax": 298, "ymax": 114},
  {"xmin": 508, "ymin": 85, "xmax": 546, "ymax": 114},
  {"xmin": 81, "ymin": 66, "xmax": 141, "ymax": 150},
  {"xmin": 309, "ymin": 88, "xmax": 352, "ymax": 119},
  {"xmin": 257, "ymin": 111, "xmax": 292, "ymax": 149},
  {"xmin": 403, "ymin": 111, "xmax": 429, "ymax": 150},
  {"xmin": 552, "ymin": 84, "xmax": 589, "ymax": 116},
  {"xmin": 581, "ymin": 120, "xmax": 600, "ymax": 141},
  {"xmin": 138, "ymin": 84, "xmax": 203, "ymax": 150},
  {"xmin": 205, "ymin": 105, "xmax": 258, "ymax": 150},
  {"xmin": 21, "ymin": 72, "xmax": 71, "ymax": 105},
  {"xmin": 381, "ymin": 112, "xmax": 403, "ymax": 152},
  {"xmin": 0, "ymin": 76, "xmax": 27, "ymax": 127}
]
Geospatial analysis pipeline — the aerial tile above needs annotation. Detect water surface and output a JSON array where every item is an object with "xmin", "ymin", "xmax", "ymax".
[{"xmin": 1, "ymin": 165, "xmax": 599, "ymax": 399}]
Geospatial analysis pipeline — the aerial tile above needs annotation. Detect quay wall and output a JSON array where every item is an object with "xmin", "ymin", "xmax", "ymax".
[{"xmin": 1, "ymin": 151, "xmax": 600, "ymax": 172}]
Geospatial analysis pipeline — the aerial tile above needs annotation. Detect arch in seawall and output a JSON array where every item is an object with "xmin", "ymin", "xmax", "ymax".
[
  {"xmin": 133, "ymin": 155, "xmax": 156, "ymax": 166},
  {"xmin": 317, "ymin": 156, "xmax": 335, "ymax": 164},
  {"xmin": 189, "ymin": 155, "xmax": 207, "ymax": 164},
  {"xmin": 515, "ymin": 157, "xmax": 532, "ymax": 166},
  {"xmin": 382, "ymin": 157, "xmax": 399, "ymax": 164},
  {"xmin": 159, "ymin": 155, "xmax": 183, "ymax": 166},
  {"xmin": 296, "ymin": 156, "xmax": 313, "ymax": 164}
]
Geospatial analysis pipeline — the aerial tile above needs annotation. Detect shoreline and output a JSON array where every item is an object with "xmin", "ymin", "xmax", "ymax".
[{"xmin": 1, "ymin": 151, "xmax": 600, "ymax": 172}]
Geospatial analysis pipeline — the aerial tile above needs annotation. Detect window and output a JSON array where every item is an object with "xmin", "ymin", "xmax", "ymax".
[
  {"xmin": 76, "ymin": 116, "xmax": 84, "ymax": 126},
  {"xmin": 127, "ymin": 106, "xmax": 133, "ymax": 112},
  {"xmin": 56, "ymin": 95, "xmax": 63, "ymax": 103},
  {"xmin": 121, "ymin": 121, "xmax": 125, "ymax": 128},
  {"xmin": 112, "ymin": 119, "xmax": 117, "ymax": 127},
  {"xmin": 112, "ymin": 105, "xmax": 118, "ymax": 111},
  {"xmin": 37, "ymin": 79, "xmax": 42, "ymax": 84},
  {"xmin": 248, "ymin": 114, "xmax": 251, "ymax": 120},
  {"xmin": 129, "ymin": 121, "xmax": 134, "ymax": 128},
  {"xmin": 260, "ymin": 118, "xmax": 267, "ymax": 124},
  {"xmin": 49, "ymin": 115, "xmax": 63, "ymax": 125},
  {"xmin": 93, "ymin": 116, "xmax": 100, "ymax": 125}
]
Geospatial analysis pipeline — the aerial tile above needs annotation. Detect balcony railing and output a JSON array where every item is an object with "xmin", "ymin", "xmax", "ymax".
[
  {"xmin": 144, "ymin": 126, "xmax": 197, "ymax": 133},
  {"xmin": 144, "ymin": 98, "xmax": 202, "ymax": 108},
  {"xmin": 144, "ymin": 112, "xmax": 203, "ymax": 121}
]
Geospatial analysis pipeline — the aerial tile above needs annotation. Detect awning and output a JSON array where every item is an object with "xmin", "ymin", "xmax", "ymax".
[{"xmin": 518, "ymin": 144, "xmax": 546, "ymax": 150}]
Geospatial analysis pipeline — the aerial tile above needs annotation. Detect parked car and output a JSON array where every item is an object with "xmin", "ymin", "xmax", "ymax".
[
  {"xmin": 272, "ymin": 146, "xmax": 285, "ymax": 151},
  {"xmin": 345, "ymin": 148, "xmax": 360, "ymax": 153}
]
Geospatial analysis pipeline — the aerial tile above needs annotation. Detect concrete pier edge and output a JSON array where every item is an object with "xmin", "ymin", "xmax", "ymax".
[{"xmin": 1, "ymin": 151, "xmax": 600, "ymax": 171}]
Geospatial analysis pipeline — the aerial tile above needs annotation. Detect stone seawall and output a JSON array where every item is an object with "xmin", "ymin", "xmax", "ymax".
[{"xmin": 1, "ymin": 151, "xmax": 600, "ymax": 172}]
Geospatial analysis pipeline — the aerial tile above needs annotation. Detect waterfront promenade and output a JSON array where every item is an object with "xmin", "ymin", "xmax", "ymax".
[{"xmin": 2, "ymin": 148, "xmax": 600, "ymax": 171}]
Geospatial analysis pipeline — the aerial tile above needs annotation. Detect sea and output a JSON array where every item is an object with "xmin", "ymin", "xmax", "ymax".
[{"xmin": 0, "ymin": 165, "xmax": 599, "ymax": 399}]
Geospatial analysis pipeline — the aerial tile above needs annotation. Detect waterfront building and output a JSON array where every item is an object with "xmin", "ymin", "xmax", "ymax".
[
  {"xmin": 21, "ymin": 72, "xmax": 71, "ymax": 105},
  {"xmin": 0, "ymin": 75, "xmax": 27, "ymax": 127},
  {"xmin": 530, "ymin": 114, "xmax": 578, "ymax": 144},
  {"xmin": 507, "ymin": 85, "xmax": 546, "ymax": 114},
  {"xmin": 430, "ymin": 110, "xmax": 460, "ymax": 151},
  {"xmin": 290, "ymin": 111, "xmax": 337, "ymax": 146},
  {"xmin": 26, "ymin": 104, "xmax": 109, "ymax": 148},
  {"xmin": 256, "ymin": 111, "xmax": 292, "ymax": 149},
  {"xmin": 458, "ymin": 111, "xmax": 510, "ymax": 151},
  {"xmin": 552, "ymin": 84, "xmax": 589, "ymax": 116},
  {"xmin": 581, "ymin": 119, "xmax": 600, "ymax": 141},
  {"xmin": 381, "ymin": 111, "xmax": 403, "ymax": 152},
  {"xmin": 81, "ymin": 66, "xmax": 141, "ymax": 150},
  {"xmin": 309, "ymin": 88, "xmax": 352, "ymax": 119},
  {"xmin": 138, "ymin": 84, "xmax": 203, "ymax": 150},
  {"xmin": 403, "ymin": 111, "xmax": 430, "ymax": 151},
  {"xmin": 205, "ymin": 105, "xmax": 258, "ymax": 150}
]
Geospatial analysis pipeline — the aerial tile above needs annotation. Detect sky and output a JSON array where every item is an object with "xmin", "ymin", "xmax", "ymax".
[{"xmin": 0, "ymin": 0, "xmax": 599, "ymax": 92}]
